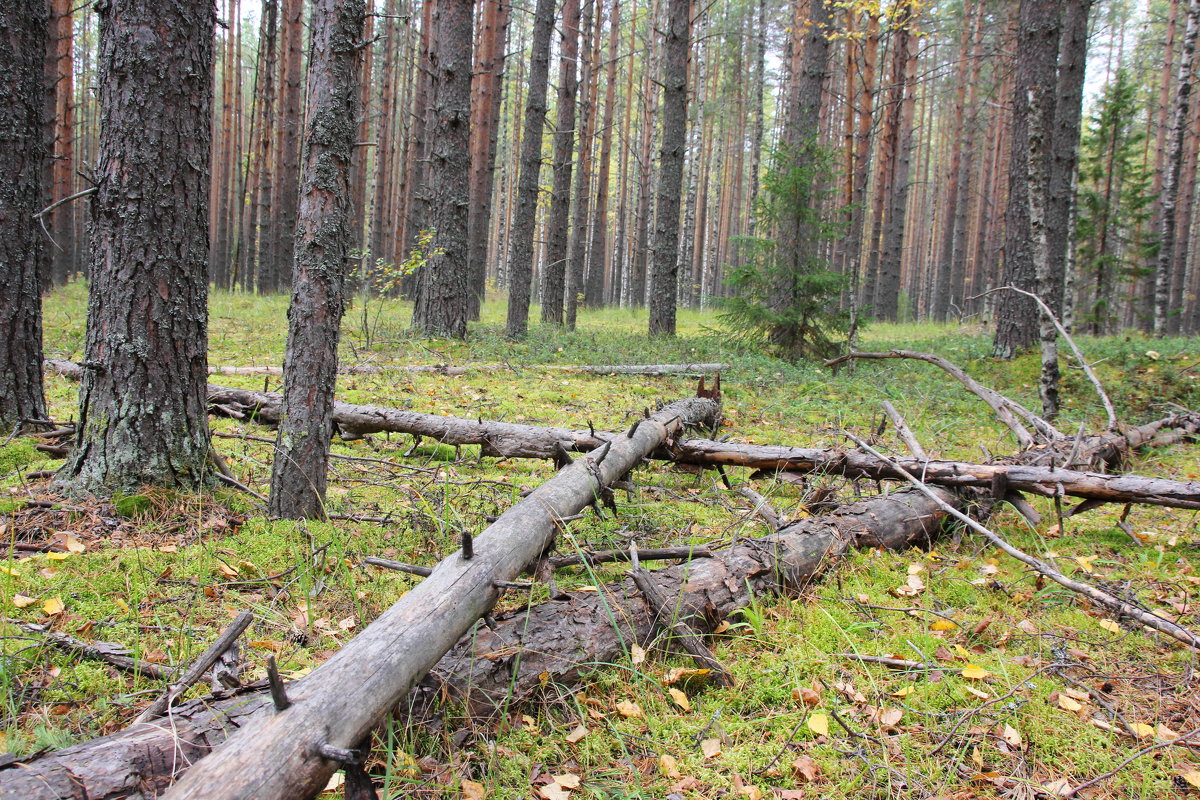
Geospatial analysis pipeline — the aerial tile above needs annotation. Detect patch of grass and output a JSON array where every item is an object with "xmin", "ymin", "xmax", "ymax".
[{"xmin": 7, "ymin": 281, "xmax": 1198, "ymax": 796}]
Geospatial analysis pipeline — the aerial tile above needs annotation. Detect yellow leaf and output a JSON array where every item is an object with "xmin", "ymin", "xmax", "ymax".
[
  {"xmin": 1181, "ymin": 770, "xmax": 1200, "ymax": 789},
  {"xmin": 930, "ymin": 619, "xmax": 957, "ymax": 631},
  {"xmin": 461, "ymin": 780, "xmax": 486, "ymax": 799},
  {"xmin": 960, "ymin": 665, "xmax": 990, "ymax": 680},
  {"xmin": 739, "ymin": 784, "xmax": 764, "ymax": 800},
  {"xmin": 1145, "ymin": 350, "xmax": 1161, "ymax": 360},
  {"xmin": 64, "ymin": 536, "xmax": 85, "ymax": 554},
  {"xmin": 659, "ymin": 753, "xmax": 681, "ymax": 778},
  {"xmin": 892, "ymin": 684, "xmax": 916, "ymax": 698},
  {"xmin": 565, "ymin": 725, "xmax": 588, "ymax": 743},
  {"xmin": 1073, "ymin": 555, "xmax": 1097, "ymax": 574},
  {"xmin": 12, "ymin": 594, "xmax": 36, "ymax": 609},
  {"xmin": 0, "ymin": 565, "xmax": 19, "ymax": 576},
  {"xmin": 965, "ymin": 686, "xmax": 991, "ymax": 700},
  {"xmin": 807, "ymin": 713, "xmax": 829, "ymax": 737},
  {"xmin": 953, "ymin": 644, "xmax": 972, "ymax": 659},
  {"xmin": 46, "ymin": 552, "xmax": 69, "ymax": 561},
  {"xmin": 553, "ymin": 773, "xmax": 581, "ymax": 789},
  {"xmin": 1098, "ymin": 618, "xmax": 1121, "ymax": 634},
  {"xmin": 1058, "ymin": 695, "xmax": 1084, "ymax": 712},
  {"xmin": 114, "ymin": 597, "xmax": 130, "ymax": 614},
  {"xmin": 615, "ymin": 700, "xmax": 642, "ymax": 718},
  {"xmin": 522, "ymin": 714, "xmax": 537, "ymax": 731},
  {"xmin": 701, "ymin": 737, "xmax": 722, "ymax": 759},
  {"xmin": 1128, "ymin": 722, "xmax": 1154, "ymax": 739},
  {"xmin": 42, "ymin": 597, "xmax": 64, "ymax": 615},
  {"xmin": 1001, "ymin": 724, "xmax": 1023, "ymax": 748},
  {"xmin": 668, "ymin": 687, "xmax": 691, "ymax": 711},
  {"xmin": 215, "ymin": 562, "xmax": 238, "ymax": 578},
  {"xmin": 630, "ymin": 643, "xmax": 646, "ymax": 665}
]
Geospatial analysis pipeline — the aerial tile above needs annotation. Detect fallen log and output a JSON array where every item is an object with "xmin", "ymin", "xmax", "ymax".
[
  {"xmin": 154, "ymin": 395, "xmax": 717, "ymax": 800},
  {"xmin": 38, "ymin": 361, "xmax": 1200, "ymax": 512},
  {"xmin": 49, "ymin": 359, "xmax": 726, "ymax": 378},
  {"xmin": 0, "ymin": 487, "xmax": 957, "ymax": 800}
]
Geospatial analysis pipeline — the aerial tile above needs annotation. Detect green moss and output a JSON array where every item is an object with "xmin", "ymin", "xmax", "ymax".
[
  {"xmin": 111, "ymin": 492, "xmax": 152, "ymax": 517},
  {"xmin": 0, "ymin": 439, "xmax": 39, "ymax": 473}
]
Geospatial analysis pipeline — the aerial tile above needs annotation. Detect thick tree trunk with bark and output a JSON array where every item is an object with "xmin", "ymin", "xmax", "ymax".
[
  {"xmin": 47, "ymin": 0, "xmax": 75, "ymax": 285},
  {"xmin": 993, "ymin": 0, "xmax": 1061, "ymax": 358},
  {"xmin": 647, "ymin": 0, "xmax": 690, "ymax": 336},
  {"xmin": 584, "ymin": 0, "xmax": 619, "ymax": 308},
  {"xmin": 541, "ymin": 0, "xmax": 581, "ymax": 325},
  {"xmin": 0, "ymin": 0, "xmax": 49, "ymax": 432},
  {"xmin": 411, "ymin": 0, "xmax": 473, "ymax": 338},
  {"xmin": 267, "ymin": 0, "xmax": 366, "ymax": 520},
  {"xmin": 265, "ymin": 0, "xmax": 304, "ymax": 293},
  {"xmin": 504, "ymin": 0, "xmax": 555, "ymax": 339},
  {"xmin": 57, "ymin": 0, "xmax": 214, "ymax": 494},
  {"xmin": 1155, "ymin": 0, "xmax": 1200, "ymax": 335}
]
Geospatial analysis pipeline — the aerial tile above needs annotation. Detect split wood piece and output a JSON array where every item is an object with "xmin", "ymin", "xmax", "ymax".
[
  {"xmin": 845, "ymin": 433, "xmax": 1200, "ymax": 652},
  {"xmin": 0, "ymin": 487, "xmax": 954, "ymax": 800},
  {"xmin": 160, "ymin": 396, "xmax": 718, "ymax": 800},
  {"xmin": 4, "ymin": 620, "xmax": 173, "ymax": 681},
  {"xmin": 50, "ymin": 359, "xmax": 725, "ymax": 378},
  {"xmin": 825, "ymin": 349, "xmax": 1064, "ymax": 447},
  {"xmin": 132, "ymin": 609, "xmax": 254, "ymax": 724},
  {"xmin": 630, "ymin": 567, "xmax": 733, "ymax": 686}
]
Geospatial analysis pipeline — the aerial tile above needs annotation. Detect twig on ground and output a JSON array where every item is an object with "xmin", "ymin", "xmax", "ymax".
[
  {"xmin": 5, "ymin": 619, "xmax": 173, "ymax": 681},
  {"xmin": 1063, "ymin": 727, "xmax": 1200, "ymax": 797},
  {"xmin": 844, "ymin": 431, "xmax": 1200, "ymax": 652}
]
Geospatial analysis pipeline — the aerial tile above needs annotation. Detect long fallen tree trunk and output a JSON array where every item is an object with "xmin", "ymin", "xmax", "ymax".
[
  {"xmin": 150, "ymin": 396, "xmax": 713, "ymax": 799},
  {"xmin": 36, "ymin": 361, "xmax": 1200, "ymax": 511},
  {"xmin": 0, "ymin": 487, "xmax": 957, "ymax": 800}
]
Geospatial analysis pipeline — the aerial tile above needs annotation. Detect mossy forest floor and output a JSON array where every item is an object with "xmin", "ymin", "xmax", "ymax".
[{"xmin": 3, "ymin": 281, "xmax": 1200, "ymax": 798}]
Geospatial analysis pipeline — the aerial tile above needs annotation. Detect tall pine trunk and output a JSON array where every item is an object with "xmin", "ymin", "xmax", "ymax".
[
  {"xmin": 541, "ymin": 0, "xmax": 581, "ymax": 324},
  {"xmin": 269, "ymin": 0, "xmax": 366, "ymax": 520},
  {"xmin": 0, "ymin": 0, "xmax": 49, "ymax": 431},
  {"xmin": 59, "ymin": 0, "xmax": 215, "ymax": 494}
]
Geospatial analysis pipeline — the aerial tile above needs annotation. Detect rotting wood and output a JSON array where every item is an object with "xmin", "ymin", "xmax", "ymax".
[
  {"xmin": 160, "ymin": 395, "xmax": 718, "ymax": 800},
  {"xmin": 0, "ymin": 487, "xmax": 957, "ymax": 800},
  {"xmin": 630, "ymin": 567, "xmax": 733, "ymax": 686}
]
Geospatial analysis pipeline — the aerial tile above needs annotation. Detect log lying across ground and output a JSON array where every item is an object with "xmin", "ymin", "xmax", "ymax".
[
  {"xmin": 203, "ymin": 383, "xmax": 1200, "ymax": 511},
  {"xmin": 0, "ymin": 487, "xmax": 957, "ymax": 800},
  {"xmin": 35, "ymin": 362, "xmax": 1200, "ymax": 511},
  {"xmin": 155, "ymin": 396, "xmax": 715, "ymax": 799}
]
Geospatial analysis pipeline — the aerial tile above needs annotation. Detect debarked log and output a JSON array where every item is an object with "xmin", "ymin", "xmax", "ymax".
[{"xmin": 0, "ymin": 487, "xmax": 958, "ymax": 800}]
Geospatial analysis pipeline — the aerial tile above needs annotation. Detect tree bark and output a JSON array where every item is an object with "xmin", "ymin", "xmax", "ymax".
[
  {"xmin": 1154, "ymin": 0, "xmax": 1200, "ymax": 335},
  {"xmin": 540, "ymin": 0, "xmax": 581, "ymax": 325},
  {"xmin": 265, "ymin": 0, "xmax": 304, "ymax": 294},
  {"xmin": 411, "ymin": 0, "xmax": 473, "ymax": 338},
  {"xmin": 584, "ymin": 0, "xmax": 619, "ymax": 307},
  {"xmin": 647, "ymin": 0, "xmax": 690, "ymax": 336},
  {"xmin": 57, "ymin": 0, "xmax": 214, "ymax": 494},
  {"xmin": 0, "ymin": 0, "xmax": 49, "ymax": 432},
  {"xmin": 504, "ymin": 0, "xmax": 556, "ymax": 338},
  {"xmin": 993, "ymin": 0, "xmax": 1061, "ymax": 358},
  {"xmin": 565, "ymin": 0, "xmax": 597, "ymax": 330},
  {"xmin": 267, "ymin": 0, "xmax": 367, "ymax": 520},
  {"xmin": 47, "ymin": 0, "xmax": 75, "ymax": 285}
]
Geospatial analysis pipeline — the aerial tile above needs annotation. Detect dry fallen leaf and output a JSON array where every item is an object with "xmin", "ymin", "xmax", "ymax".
[
  {"xmin": 1181, "ymin": 770, "xmax": 1200, "ymax": 789},
  {"xmin": 794, "ymin": 686, "xmax": 821, "ymax": 706},
  {"xmin": 42, "ymin": 597, "xmax": 64, "ymax": 615},
  {"xmin": 630, "ymin": 643, "xmax": 646, "ymax": 665},
  {"xmin": 1016, "ymin": 619, "xmax": 1038, "ymax": 635},
  {"xmin": 1156, "ymin": 723, "xmax": 1178, "ymax": 741},
  {"xmin": 701, "ymin": 738, "xmax": 722, "ymax": 759},
  {"xmin": 892, "ymin": 684, "xmax": 916, "ymax": 698},
  {"xmin": 461, "ymin": 779, "xmax": 487, "ymax": 800},
  {"xmin": 738, "ymin": 783, "xmax": 763, "ymax": 800},
  {"xmin": 960, "ymin": 665, "xmax": 990, "ymax": 680},
  {"xmin": 807, "ymin": 713, "xmax": 829, "ymax": 737},
  {"xmin": 553, "ymin": 773, "xmax": 581, "ymax": 789},
  {"xmin": 1128, "ymin": 722, "xmax": 1154, "ymax": 739},
  {"xmin": 1098, "ymin": 618, "xmax": 1121, "ymax": 634},
  {"xmin": 875, "ymin": 707, "xmax": 903, "ymax": 730},
  {"xmin": 667, "ymin": 687, "xmax": 691, "ymax": 711},
  {"xmin": 1057, "ymin": 694, "xmax": 1084, "ymax": 712},
  {"xmin": 1001, "ymin": 724, "xmax": 1023, "ymax": 748},
  {"xmin": 538, "ymin": 784, "xmax": 571, "ymax": 800},
  {"xmin": 46, "ymin": 552, "xmax": 69, "ymax": 562},
  {"xmin": 64, "ymin": 535, "xmax": 85, "ymax": 554},
  {"xmin": 964, "ymin": 686, "xmax": 991, "ymax": 700},
  {"xmin": 930, "ymin": 618, "xmax": 957, "ymax": 631},
  {"xmin": 564, "ymin": 725, "xmax": 588, "ymax": 743},
  {"xmin": 791, "ymin": 755, "xmax": 820, "ymax": 783},
  {"xmin": 1042, "ymin": 778, "xmax": 1073, "ymax": 797},
  {"xmin": 12, "ymin": 594, "xmax": 36, "ymax": 609},
  {"xmin": 521, "ymin": 714, "xmax": 537, "ymax": 732},
  {"xmin": 615, "ymin": 700, "xmax": 643, "ymax": 718},
  {"xmin": 659, "ymin": 753, "xmax": 681, "ymax": 779}
]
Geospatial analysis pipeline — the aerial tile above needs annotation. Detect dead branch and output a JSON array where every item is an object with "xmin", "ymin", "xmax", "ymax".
[
  {"xmin": 4, "ymin": 619, "xmax": 173, "ymax": 681},
  {"xmin": 880, "ymin": 401, "xmax": 928, "ymax": 460},
  {"xmin": 844, "ymin": 432, "xmax": 1200, "ymax": 652},
  {"xmin": 825, "ymin": 349, "xmax": 1064, "ymax": 446}
]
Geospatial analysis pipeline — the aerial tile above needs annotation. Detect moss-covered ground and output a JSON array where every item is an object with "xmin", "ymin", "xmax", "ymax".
[{"xmin": 2, "ymin": 282, "xmax": 1199, "ymax": 798}]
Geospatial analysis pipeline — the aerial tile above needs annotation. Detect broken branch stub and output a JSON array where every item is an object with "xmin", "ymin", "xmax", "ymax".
[{"xmin": 160, "ymin": 395, "xmax": 718, "ymax": 800}]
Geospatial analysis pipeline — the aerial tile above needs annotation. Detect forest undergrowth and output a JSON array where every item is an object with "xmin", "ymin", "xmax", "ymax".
[{"xmin": 2, "ymin": 282, "xmax": 1199, "ymax": 799}]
